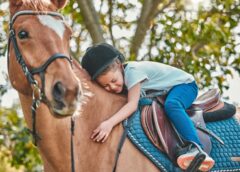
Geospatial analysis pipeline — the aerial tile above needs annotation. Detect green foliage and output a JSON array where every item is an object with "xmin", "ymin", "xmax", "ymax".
[
  {"xmin": 60, "ymin": 0, "xmax": 240, "ymax": 91},
  {"xmin": 140, "ymin": 0, "xmax": 240, "ymax": 91},
  {"xmin": 0, "ymin": 107, "xmax": 43, "ymax": 172}
]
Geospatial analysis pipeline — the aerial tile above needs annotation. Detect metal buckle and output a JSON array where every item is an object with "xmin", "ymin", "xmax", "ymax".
[{"xmin": 32, "ymin": 80, "xmax": 42, "ymax": 108}]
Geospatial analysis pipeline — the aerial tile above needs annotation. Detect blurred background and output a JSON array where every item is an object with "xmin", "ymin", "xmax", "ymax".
[{"xmin": 0, "ymin": 0, "xmax": 240, "ymax": 171}]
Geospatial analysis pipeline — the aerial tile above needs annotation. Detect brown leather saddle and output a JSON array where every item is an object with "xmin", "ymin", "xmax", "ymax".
[{"xmin": 141, "ymin": 88, "xmax": 224, "ymax": 163}]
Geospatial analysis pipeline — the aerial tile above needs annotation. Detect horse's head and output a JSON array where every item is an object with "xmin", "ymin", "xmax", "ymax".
[{"xmin": 8, "ymin": 0, "xmax": 81, "ymax": 116}]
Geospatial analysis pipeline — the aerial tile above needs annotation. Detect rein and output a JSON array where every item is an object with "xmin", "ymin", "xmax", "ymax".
[
  {"xmin": 113, "ymin": 120, "xmax": 129, "ymax": 172},
  {"xmin": 8, "ymin": 10, "xmax": 75, "ymax": 172}
]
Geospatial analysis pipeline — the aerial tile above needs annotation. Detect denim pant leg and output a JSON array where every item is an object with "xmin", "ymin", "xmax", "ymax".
[{"xmin": 164, "ymin": 82, "xmax": 202, "ymax": 147}]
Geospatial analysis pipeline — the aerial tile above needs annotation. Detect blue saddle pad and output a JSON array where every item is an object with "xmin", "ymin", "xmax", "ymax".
[{"xmin": 126, "ymin": 101, "xmax": 240, "ymax": 172}]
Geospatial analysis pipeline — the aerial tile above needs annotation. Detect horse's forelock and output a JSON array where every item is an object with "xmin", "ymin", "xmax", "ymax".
[
  {"xmin": 22, "ymin": 0, "xmax": 56, "ymax": 11},
  {"xmin": 10, "ymin": 0, "xmax": 57, "ymax": 15}
]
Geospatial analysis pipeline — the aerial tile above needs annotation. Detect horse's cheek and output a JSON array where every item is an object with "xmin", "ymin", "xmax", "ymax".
[{"xmin": 9, "ymin": 59, "xmax": 31, "ymax": 95}]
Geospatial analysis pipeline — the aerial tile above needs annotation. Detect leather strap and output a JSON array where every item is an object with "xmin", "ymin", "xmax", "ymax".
[
  {"xmin": 112, "ymin": 120, "xmax": 129, "ymax": 172},
  {"xmin": 9, "ymin": 30, "xmax": 36, "ymax": 84},
  {"xmin": 30, "ymin": 54, "xmax": 72, "ymax": 74},
  {"xmin": 71, "ymin": 117, "xmax": 75, "ymax": 172}
]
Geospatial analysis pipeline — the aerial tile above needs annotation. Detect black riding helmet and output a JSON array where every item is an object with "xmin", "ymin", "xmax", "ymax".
[{"xmin": 81, "ymin": 43, "xmax": 125, "ymax": 80}]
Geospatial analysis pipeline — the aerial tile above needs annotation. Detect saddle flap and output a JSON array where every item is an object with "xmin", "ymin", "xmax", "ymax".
[
  {"xmin": 141, "ymin": 100, "xmax": 182, "ymax": 162},
  {"xmin": 151, "ymin": 101, "xmax": 182, "ymax": 162},
  {"xmin": 141, "ymin": 105, "xmax": 164, "ymax": 152}
]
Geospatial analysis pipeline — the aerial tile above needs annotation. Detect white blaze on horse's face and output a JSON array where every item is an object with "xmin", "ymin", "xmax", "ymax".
[{"xmin": 37, "ymin": 15, "xmax": 65, "ymax": 40}]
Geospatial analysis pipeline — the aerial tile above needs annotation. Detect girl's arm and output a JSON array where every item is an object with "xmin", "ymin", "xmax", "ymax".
[{"xmin": 91, "ymin": 83, "xmax": 141, "ymax": 142}]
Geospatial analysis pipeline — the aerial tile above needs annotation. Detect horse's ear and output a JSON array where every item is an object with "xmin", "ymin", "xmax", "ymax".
[{"xmin": 50, "ymin": 0, "xmax": 68, "ymax": 9}]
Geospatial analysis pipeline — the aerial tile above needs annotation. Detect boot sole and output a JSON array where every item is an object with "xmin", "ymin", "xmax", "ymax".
[{"xmin": 177, "ymin": 154, "xmax": 215, "ymax": 171}]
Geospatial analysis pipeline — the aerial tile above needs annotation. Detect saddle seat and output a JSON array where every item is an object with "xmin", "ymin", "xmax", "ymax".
[{"xmin": 141, "ymin": 89, "xmax": 221, "ymax": 164}]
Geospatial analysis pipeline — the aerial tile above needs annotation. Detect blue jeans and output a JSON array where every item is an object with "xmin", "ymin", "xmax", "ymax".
[{"xmin": 164, "ymin": 81, "xmax": 202, "ymax": 147}]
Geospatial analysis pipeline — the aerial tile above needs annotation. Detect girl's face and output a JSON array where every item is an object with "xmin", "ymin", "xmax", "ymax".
[{"xmin": 96, "ymin": 66, "xmax": 124, "ymax": 94}]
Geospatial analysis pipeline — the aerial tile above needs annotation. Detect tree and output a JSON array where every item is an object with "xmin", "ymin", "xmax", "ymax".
[
  {"xmin": 2, "ymin": 0, "xmax": 239, "ymax": 90},
  {"xmin": 62, "ymin": 0, "xmax": 240, "ymax": 90}
]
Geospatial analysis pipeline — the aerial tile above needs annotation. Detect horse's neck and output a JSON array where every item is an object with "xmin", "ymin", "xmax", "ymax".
[
  {"xmin": 18, "ymin": 67, "xmax": 128, "ymax": 171},
  {"xmin": 18, "ymin": 92, "xmax": 73, "ymax": 170},
  {"xmin": 73, "ymin": 59, "xmax": 127, "ymax": 139},
  {"xmin": 70, "ymin": 64, "xmax": 128, "ymax": 171},
  {"xmin": 74, "ymin": 84, "xmax": 127, "ymax": 171}
]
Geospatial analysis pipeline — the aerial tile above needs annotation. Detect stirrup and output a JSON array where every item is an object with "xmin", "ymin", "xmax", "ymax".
[
  {"xmin": 186, "ymin": 152, "xmax": 206, "ymax": 172},
  {"xmin": 185, "ymin": 141, "xmax": 206, "ymax": 172}
]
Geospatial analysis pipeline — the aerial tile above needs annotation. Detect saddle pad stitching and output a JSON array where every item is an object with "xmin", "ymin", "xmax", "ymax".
[{"xmin": 127, "ymin": 131, "xmax": 168, "ymax": 172}]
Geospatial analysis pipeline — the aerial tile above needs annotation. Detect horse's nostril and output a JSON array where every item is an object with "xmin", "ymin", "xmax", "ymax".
[{"xmin": 52, "ymin": 82, "xmax": 65, "ymax": 101}]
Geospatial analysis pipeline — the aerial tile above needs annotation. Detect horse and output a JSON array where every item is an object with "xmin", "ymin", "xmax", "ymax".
[
  {"xmin": 7, "ymin": 0, "xmax": 240, "ymax": 172},
  {"xmin": 8, "ymin": 0, "xmax": 159, "ymax": 171}
]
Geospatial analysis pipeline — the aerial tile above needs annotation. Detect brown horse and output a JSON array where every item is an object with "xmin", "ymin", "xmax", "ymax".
[
  {"xmin": 8, "ymin": 0, "xmax": 159, "ymax": 171},
  {"xmin": 8, "ymin": 0, "xmax": 240, "ymax": 171}
]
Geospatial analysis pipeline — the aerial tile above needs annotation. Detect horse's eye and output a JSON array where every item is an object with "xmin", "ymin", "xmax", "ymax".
[{"xmin": 18, "ymin": 30, "xmax": 29, "ymax": 39}]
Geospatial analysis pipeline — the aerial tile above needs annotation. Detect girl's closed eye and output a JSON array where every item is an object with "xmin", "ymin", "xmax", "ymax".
[{"xmin": 111, "ymin": 79, "xmax": 117, "ymax": 83}]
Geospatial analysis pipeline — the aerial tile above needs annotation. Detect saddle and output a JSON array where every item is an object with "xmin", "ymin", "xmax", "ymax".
[{"xmin": 141, "ymin": 88, "xmax": 223, "ymax": 164}]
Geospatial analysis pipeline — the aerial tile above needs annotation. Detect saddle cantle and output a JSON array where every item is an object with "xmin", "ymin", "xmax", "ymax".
[
  {"xmin": 191, "ymin": 88, "xmax": 236, "ymax": 122},
  {"xmin": 190, "ymin": 88, "xmax": 221, "ymax": 112},
  {"xmin": 141, "ymin": 88, "xmax": 228, "ymax": 164}
]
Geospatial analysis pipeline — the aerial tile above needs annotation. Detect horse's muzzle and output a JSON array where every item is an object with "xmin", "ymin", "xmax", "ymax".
[{"xmin": 51, "ymin": 81, "xmax": 80, "ymax": 116}]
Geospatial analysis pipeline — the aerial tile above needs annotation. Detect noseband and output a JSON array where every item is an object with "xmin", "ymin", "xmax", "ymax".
[{"xmin": 8, "ymin": 10, "xmax": 76, "ymax": 172}]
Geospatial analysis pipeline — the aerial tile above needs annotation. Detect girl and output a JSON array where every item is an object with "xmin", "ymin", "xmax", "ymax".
[{"xmin": 81, "ymin": 43, "xmax": 214, "ymax": 171}]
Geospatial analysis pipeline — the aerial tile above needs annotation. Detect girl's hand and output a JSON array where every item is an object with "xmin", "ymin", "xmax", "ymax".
[{"xmin": 91, "ymin": 120, "xmax": 114, "ymax": 143}]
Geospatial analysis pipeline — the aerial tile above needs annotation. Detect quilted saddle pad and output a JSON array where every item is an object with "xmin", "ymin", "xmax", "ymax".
[{"xmin": 126, "ymin": 105, "xmax": 240, "ymax": 172}]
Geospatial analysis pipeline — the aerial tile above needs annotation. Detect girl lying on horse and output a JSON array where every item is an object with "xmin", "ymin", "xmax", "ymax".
[{"xmin": 81, "ymin": 43, "xmax": 215, "ymax": 171}]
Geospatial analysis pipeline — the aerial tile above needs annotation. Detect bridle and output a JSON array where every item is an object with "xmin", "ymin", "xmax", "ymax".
[
  {"xmin": 8, "ymin": 10, "xmax": 72, "ymax": 101},
  {"xmin": 7, "ymin": 10, "xmax": 76, "ymax": 172}
]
